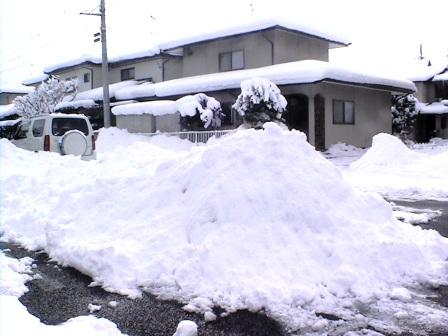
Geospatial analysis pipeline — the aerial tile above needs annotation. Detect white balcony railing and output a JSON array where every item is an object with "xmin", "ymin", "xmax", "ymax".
[{"xmin": 141, "ymin": 130, "xmax": 236, "ymax": 143}]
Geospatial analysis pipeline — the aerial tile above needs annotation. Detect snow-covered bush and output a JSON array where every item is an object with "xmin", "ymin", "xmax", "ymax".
[
  {"xmin": 13, "ymin": 77, "xmax": 77, "ymax": 119},
  {"xmin": 176, "ymin": 93, "xmax": 224, "ymax": 130},
  {"xmin": 232, "ymin": 77, "xmax": 287, "ymax": 128},
  {"xmin": 391, "ymin": 94, "xmax": 418, "ymax": 141}
]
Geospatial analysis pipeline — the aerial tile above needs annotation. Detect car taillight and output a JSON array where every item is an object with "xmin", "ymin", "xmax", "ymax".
[
  {"xmin": 44, "ymin": 135, "xmax": 50, "ymax": 151},
  {"xmin": 91, "ymin": 135, "xmax": 96, "ymax": 151}
]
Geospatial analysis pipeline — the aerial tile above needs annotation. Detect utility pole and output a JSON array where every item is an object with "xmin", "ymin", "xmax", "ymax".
[{"xmin": 80, "ymin": 0, "xmax": 111, "ymax": 127}]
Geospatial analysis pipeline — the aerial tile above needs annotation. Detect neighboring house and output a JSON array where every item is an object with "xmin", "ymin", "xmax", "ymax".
[
  {"xmin": 410, "ymin": 65, "xmax": 448, "ymax": 142},
  {"xmin": 0, "ymin": 86, "xmax": 33, "ymax": 105},
  {"xmin": 0, "ymin": 86, "xmax": 33, "ymax": 138},
  {"xmin": 22, "ymin": 18, "xmax": 416, "ymax": 149}
]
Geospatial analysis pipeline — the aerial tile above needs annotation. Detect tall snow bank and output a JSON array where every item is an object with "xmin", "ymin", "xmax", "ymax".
[
  {"xmin": 348, "ymin": 133, "xmax": 448, "ymax": 199},
  {"xmin": 1, "ymin": 125, "xmax": 448, "ymax": 331}
]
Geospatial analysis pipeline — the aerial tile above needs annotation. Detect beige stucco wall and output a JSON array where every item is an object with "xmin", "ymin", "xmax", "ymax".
[
  {"xmin": 110, "ymin": 59, "xmax": 163, "ymax": 84},
  {"xmin": 155, "ymin": 113, "xmax": 181, "ymax": 132},
  {"xmin": 116, "ymin": 113, "xmax": 181, "ymax": 133},
  {"xmin": 116, "ymin": 114, "xmax": 156, "ymax": 133},
  {"xmin": 281, "ymin": 83, "xmax": 392, "ymax": 148},
  {"xmin": 53, "ymin": 66, "xmax": 102, "ymax": 92},
  {"xmin": 414, "ymin": 81, "xmax": 436, "ymax": 102},
  {"xmin": 320, "ymin": 83, "xmax": 392, "ymax": 148},
  {"xmin": 0, "ymin": 93, "xmax": 23, "ymax": 105},
  {"xmin": 182, "ymin": 32, "xmax": 272, "ymax": 77},
  {"xmin": 273, "ymin": 30, "xmax": 329, "ymax": 63}
]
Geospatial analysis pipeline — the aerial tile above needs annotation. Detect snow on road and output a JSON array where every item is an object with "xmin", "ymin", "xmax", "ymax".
[
  {"xmin": 1, "ymin": 125, "xmax": 448, "ymax": 334},
  {"xmin": 0, "ymin": 251, "xmax": 127, "ymax": 336}
]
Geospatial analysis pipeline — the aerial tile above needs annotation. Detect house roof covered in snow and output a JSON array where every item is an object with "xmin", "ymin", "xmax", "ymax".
[
  {"xmin": 22, "ymin": 73, "xmax": 50, "ymax": 86},
  {"xmin": 113, "ymin": 60, "xmax": 415, "ymax": 100},
  {"xmin": 0, "ymin": 104, "xmax": 18, "ymax": 119},
  {"xmin": 417, "ymin": 102, "xmax": 448, "ymax": 115},
  {"xmin": 391, "ymin": 59, "xmax": 447, "ymax": 82},
  {"xmin": 0, "ymin": 86, "xmax": 33, "ymax": 94},
  {"xmin": 432, "ymin": 70, "xmax": 448, "ymax": 82},
  {"xmin": 73, "ymin": 80, "xmax": 139, "ymax": 101},
  {"xmin": 159, "ymin": 17, "xmax": 351, "ymax": 51},
  {"xmin": 44, "ymin": 55, "xmax": 102, "ymax": 74}
]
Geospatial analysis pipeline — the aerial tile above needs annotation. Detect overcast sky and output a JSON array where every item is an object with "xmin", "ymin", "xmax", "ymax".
[{"xmin": 1, "ymin": 0, "xmax": 447, "ymax": 88}]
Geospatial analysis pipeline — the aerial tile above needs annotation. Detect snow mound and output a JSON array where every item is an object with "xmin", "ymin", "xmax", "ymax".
[
  {"xmin": 351, "ymin": 133, "xmax": 422, "ymax": 168},
  {"xmin": 1, "ymin": 124, "xmax": 448, "ymax": 331},
  {"xmin": 347, "ymin": 134, "xmax": 448, "ymax": 199}
]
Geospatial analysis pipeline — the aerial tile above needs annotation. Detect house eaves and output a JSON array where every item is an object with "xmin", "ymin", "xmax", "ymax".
[
  {"xmin": 113, "ymin": 60, "xmax": 415, "ymax": 101},
  {"xmin": 159, "ymin": 18, "xmax": 351, "ymax": 51}
]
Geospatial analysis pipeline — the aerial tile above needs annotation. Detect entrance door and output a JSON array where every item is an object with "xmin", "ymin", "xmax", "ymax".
[
  {"xmin": 283, "ymin": 94, "xmax": 309, "ymax": 137},
  {"xmin": 314, "ymin": 94, "xmax": 325, "ymax": 151}
]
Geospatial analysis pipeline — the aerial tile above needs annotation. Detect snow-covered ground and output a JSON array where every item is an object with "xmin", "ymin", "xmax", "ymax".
[
  {"xmin": 0, "ymin": 250, "xmax": 127, "ymax": 336},
  {"xmin": 327, "ymin": 134, "xmax": 448, "ymax": 201},
  {"xmin": 1, "ymin": 125, "xmax": 448, "ymax": 334}
]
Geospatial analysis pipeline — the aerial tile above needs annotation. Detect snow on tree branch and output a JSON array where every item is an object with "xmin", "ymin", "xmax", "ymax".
[
  {"xmin": 232, "ymin": 77, "xmax": 287, "ymax": 128},
  {"xmin": 13, "ymin": 77, "xmax": 78, "ymax": 119},
  {"xmin": 176, "ymin": 93, "xmax": 224, "ymax": 129},
  {"xmin": 391, "ymin": 94, "xmax": 418, "ymax": 141}
]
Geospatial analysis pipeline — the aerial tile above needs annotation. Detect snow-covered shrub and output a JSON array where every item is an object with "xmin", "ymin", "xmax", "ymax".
[
  {"xmin": 232, "ymin": 77, "xmax": 287, "ymax": 128},
  {"xmin": 176, "ymin": 93, "xmax": 224, "ymax": 130},
  {"xmin": 391, "ymin": 94, "xmax": 418, "ymax": 141},
  {"xmin": 13, "ymin": 77, "xmax": 77, "ymax": 119}
]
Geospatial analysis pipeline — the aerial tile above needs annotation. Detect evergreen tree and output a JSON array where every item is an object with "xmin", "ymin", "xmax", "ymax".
[
  {"xmin": 391, "ymin": 94, "xmax": 418, "ymax": 140},
  {"xmin": 177, "ymin": 93, "xmax": 224, "ymax": 130},
  {"xmin": 13, "ymin": 77, "xmax": 77, "ymax": 119},
  {"xmin": 232, "ymin": 77, "xmax": 287, "ymax": 128}
]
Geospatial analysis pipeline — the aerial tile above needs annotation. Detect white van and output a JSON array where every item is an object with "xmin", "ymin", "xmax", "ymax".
[{"xmin": 12, "ymin": 114, "xmax": 96, "ymax": 160}]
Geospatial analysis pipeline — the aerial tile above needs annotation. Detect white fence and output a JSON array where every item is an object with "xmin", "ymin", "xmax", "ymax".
[{"xmin": 141, "ymin": 130, "xmax": 235, "ymax": 143}]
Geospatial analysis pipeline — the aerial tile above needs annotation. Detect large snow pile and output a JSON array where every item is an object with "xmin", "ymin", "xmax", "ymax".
[
  {"xmin": 1, "ymin": 125, "xmax": 448, "ymax": 332},
  {"xmin": 347, "ymin": 133, "xmax": 448, "ymax": 200}
]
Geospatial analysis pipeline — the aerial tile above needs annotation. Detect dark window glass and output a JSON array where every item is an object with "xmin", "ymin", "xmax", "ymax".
[
  {"xmin": 14, "ymin": 122, "xmax": 30, "ymax": 139},
  {"xmin": 52, "ymin": 118, "xmax": 88, "ymax": 136},
  {"xmin": 83, "ymin": 73, "xmax": 90, "ymax": 83},
  {"xmin": 232, "ymin": 50, "xmax": 244, "ymax": 70},
  {"xmin": 32, "ymin": 119, "xmax": 45, "ymax": 137},
  {"xmin": 219, "ymin": 53, "xmax": 232, "ymax": 72},
  {"xmin": 333, "ymin": 100, "xmax": 344, "ymax": 124},
  {"xmin": 333, "ymin": 100, "xmax": 355, "ymax": 124},
  {"xmin": 121, "ymin": 68, "xmax": 135, "ymax": 81},
  {"xmin": 219, "ymin": 50, "xmax": 244, "ymax": 72},
  {"xmin": 441, "ymin": 116, "xmax": 447, "ymax": 129}
]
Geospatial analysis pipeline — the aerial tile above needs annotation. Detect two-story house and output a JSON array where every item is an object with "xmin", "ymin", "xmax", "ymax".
[
  {"xmin": 110, "ymin": 18, "xmax": 414, "ymax": 149},
  {"xmin": 23, "ymin": 18, "xmax": 415, "ymax": 149}
]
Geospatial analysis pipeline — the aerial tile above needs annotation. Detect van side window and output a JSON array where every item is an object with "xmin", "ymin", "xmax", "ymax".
[
  {"xmin": 14, "ymin": 122, "xmax": 30, "ymax": 140},
  {"xmin": 32, "ymin": 119, "xmax": 46, "ymax": 137}
]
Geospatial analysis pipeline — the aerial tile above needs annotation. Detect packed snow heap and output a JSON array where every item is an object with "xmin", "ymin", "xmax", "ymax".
[{"xmin": 1, "ymin": 124, "xmax": 448, "ymax": 332}]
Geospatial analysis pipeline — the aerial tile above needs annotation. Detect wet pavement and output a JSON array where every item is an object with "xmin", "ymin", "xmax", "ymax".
[{"xmin": 1, "ymin": 199, "xmax": 448, "ymax": 336}]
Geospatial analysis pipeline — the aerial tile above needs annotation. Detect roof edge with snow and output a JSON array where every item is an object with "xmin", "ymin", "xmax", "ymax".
[{"xmin": 160, "ymin": 19, "xmax": 350, "ymax": 51}]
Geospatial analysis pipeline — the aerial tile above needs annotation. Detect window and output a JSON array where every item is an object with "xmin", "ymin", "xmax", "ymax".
[
  {"xmin": 65, "ymin": 76, "xmax": 78, "ymax": 82},
  {"xmin": 121, "ymin": 67, "xmax": 135, "ymax": 80},
  {"xmin": 14, "ymin": 121, "xmax": 30, "ymax": 140},
  {"xmin": 83, "ymin": 73, "xmax": 90, "ymax": 83},
  {"xmin": 442, "ymin": 116, "xmax": 447, "ymax": 129},
  {"xmin": 52, "ymin": 118, "xmax": 88, "ymax": 136},
  {"xmin": 333, "ymin": 100, "xmax": 354, "ymax": 124},
  {"xmin": 32, "ymin": 119, "xmax": 45, "ymax": 137},
  {"xmin": 219, "ymin": 50, "xmax": 244, "ymax": 71}
]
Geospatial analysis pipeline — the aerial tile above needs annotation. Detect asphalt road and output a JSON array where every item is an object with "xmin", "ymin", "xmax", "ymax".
[{"xmin": 2, "ymin": 199, "xmax": 448, "ymax": 336}]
